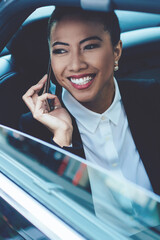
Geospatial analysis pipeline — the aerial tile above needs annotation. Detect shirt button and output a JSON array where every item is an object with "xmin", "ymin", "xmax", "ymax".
[{"xmin": 101, "ymin": 116, "xmax": 106, "ymax": 120}]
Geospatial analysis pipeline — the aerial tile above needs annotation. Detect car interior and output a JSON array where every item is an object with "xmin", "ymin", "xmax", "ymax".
[{"xmin": 0, "ymin": 6, "xmax": 160, "ymax": 131}]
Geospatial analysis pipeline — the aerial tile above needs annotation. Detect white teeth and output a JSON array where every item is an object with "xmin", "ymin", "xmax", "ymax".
[{"xmin": 70, "ymin": 75, "xmax": 93, "ymax": 85}]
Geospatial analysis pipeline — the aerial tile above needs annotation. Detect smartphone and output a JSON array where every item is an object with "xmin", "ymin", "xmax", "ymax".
[{"xmin": 43, "ymin": 59, "xmax": 54, "ymax": 112}]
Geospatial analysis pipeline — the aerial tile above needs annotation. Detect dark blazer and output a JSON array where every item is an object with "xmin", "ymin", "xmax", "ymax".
[{"xmin": 20, "ymin": 79, "xmax": 160, "ymax": 195}]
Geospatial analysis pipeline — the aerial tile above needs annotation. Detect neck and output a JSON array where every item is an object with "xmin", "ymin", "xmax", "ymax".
[{"xmin": 81, "ymin": 81, "xmax": 115, "ymax": 114}]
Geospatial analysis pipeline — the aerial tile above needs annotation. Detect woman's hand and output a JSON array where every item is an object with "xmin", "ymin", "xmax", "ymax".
[{"xmin": 22, "ymin": 75, "xmax": 73, "ymax": 147}]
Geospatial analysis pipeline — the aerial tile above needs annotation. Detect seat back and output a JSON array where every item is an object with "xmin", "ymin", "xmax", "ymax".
[{"xmin": 0, "ymin": 16, "xmax": 50, "ymax": 129}]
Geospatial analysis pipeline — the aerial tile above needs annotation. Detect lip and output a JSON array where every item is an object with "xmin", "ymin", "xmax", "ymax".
[
  {"xmin": 70, "ymin": 77, "xmax": 95, "ymax": 90},
  {"xmin": 68, "ymin": 73, "xmax": 95, "ymax": 79}
]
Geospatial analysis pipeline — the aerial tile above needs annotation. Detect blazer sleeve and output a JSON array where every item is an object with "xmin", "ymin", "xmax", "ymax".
[{"xmin": 19, "ymin": 112, "xmax": 85, "ymax": 159}]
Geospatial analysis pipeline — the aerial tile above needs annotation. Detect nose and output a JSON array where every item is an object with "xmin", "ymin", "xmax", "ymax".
[{"xmin": 68, "ymin": 50, "xmax": 88, "ymax": 72}]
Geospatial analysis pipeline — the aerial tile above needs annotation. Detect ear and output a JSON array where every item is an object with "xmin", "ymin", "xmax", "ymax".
[{"xmin": 114, "ymin": 40, "xmax": 122, "ymax": 62}]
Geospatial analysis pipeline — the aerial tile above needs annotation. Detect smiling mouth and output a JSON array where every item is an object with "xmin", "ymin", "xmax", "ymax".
[{"xmin": 68, "ymin": 74, "xmax": 96, "ymax": 85}]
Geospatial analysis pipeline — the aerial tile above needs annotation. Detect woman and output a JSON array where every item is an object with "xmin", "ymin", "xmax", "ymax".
[{"xmin": 21, "ymin": 7, "xmax": 160, "ymax": 195}]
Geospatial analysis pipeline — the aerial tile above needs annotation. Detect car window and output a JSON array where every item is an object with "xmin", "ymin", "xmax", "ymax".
[{"xmin": 1, "ymin": 125, "xmax": 160, "ymax": 240}]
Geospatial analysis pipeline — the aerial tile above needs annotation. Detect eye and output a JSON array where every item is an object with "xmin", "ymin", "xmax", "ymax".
[
  {"xmin": 84, "ymin": 43, "xmax": 100, "ymax": 50},
  {"xmin": 52, "ymin": 49, "xmax": 67, "ymax": 54}
]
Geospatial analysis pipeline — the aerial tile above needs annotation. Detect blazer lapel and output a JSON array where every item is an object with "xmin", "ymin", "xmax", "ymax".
[{"xmin": 118, "ymin": 80, "xmax": 160, "ymax": 195}]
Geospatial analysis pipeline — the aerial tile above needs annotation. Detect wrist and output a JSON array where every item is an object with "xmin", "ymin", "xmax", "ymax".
[{"xmin": 53, "ymin": 125, "xmax": 73, "ymax": 147}]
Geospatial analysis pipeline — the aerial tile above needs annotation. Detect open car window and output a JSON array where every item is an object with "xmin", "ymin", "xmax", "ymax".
[{"xmin": 0, "ymin": 124, "xmax": 160, "ymax": 240}]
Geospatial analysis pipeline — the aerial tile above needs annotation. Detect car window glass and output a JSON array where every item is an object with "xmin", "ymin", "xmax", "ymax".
[{"xmin": 0, "ymin": 125, "xmax": 160, "ymax": 240}]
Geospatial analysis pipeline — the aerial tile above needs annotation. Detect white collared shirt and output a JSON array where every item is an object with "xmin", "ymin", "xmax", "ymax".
[{"xmin": 62, "ymin": 78, "xmax": 153, "ymax": 192}]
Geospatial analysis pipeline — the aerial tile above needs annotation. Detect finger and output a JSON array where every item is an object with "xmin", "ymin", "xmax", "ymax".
[
  {"xmin": 22, "ymin": 75, "xmax": 48, "ymax": 113},
  {"xmin": 22, "ymin": 85, "xmax": 43, "ymax": 112},
  {"xmin": 34, "ymin": 93, "xmax": 56, "ymax": 114},
  {"xmin": 51, "ymin": 94, "xmax": 62, "ymax": 109},
  {"xmin": 40, "ymin": 93, "xmax": 62, "ymax": 109},
  {"xmin": 23, "ymin": 84, "xmax": 43, "ymax": 99},
  {"xmin": 23, "ymin": 93, "xmax": 38, "ymax": 113},
  {"xmin": 37, "ymin": 74, "xmax": 48, "ymax": 85},
  {"xmin": 23, "ymin": 75, "xmax": 47, "ymax": 100},
  {"xmin": 38, "ymin": 93, "xmax": 56, "ymax": 101}
]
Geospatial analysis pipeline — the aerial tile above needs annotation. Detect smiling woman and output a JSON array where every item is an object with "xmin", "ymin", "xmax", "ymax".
[
  {"xmin": 21, "ymin": 7, "xmax": 122, "ymax": 145},
  {"xmin": 49, "ymin": 12, "xmax": 122, "ymax": 113},
  {"xmin": 20, "ymin": 6, "xmax": 160, "ymax": 197}
]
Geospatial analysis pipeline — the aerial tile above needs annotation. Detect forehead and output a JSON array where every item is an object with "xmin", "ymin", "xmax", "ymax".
[{"xmin": 50, "ymin": 15, "xmax": 106, "ymax": 41}]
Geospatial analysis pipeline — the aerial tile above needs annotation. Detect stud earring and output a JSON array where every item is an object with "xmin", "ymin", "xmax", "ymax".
[{"xmin": 114, "ymin": 61, "xmax": 119, "ymax": 71}]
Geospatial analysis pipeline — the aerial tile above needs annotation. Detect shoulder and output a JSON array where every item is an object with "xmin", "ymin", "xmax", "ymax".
[
  {"xmin": 118, "ymin": 79, "xmax": 160, "ymax": 122},
  {"xmin": 118, "ymin": 78, "xmax": 160, "ymax": 103},
  {"xmin": 118, "ymin": 78, "xmax": 160, "ymax": 91}
]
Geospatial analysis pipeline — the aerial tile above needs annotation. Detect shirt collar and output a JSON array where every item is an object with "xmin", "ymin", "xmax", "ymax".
[
  {"xmin": 106, "ymin": 78, "xmax": 121, "ymax": 125},
  {"xmin": 62, "ymin": 78, "xmax": 121, "ymax": 133}
]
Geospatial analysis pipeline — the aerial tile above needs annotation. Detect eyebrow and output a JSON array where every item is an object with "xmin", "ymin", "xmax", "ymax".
[
  {"xmin": 52, "ymin": 41, "xmax": 69, "ymax": 47},
  {"xmin": 80, "ymin": 36, "xmax": 102, "ymax": 44},
  {"xmin": 52, "ymin": 36, "xmax": 102, "ymax": 48}
]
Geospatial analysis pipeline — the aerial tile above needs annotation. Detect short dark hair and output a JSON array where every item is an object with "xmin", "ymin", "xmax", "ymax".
[{"xmin": 48, "ymin": 7, "xmax": 120, "ymax": 47}]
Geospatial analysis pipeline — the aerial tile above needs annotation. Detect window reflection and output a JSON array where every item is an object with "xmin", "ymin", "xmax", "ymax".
[{"xmin": 0, "ymin": 126, "xmax": 160, "ymax": 239}]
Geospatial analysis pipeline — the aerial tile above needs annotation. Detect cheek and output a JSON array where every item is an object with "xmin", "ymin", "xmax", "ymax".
[
  {"xmin": 51, "ymin": 60, "xmax": 68, "ymax": 88},
  {"xmin": 51, "ymin": 56, "xmax": 68, "ymax": 77},
  {"xmin": 89, "ymin": 49, "xmax": 114, "ymax": 72},
  {"xmin": 102, "ymin": 54, "xmax": 114, "ymax": 73},
  {"xmin": 51, "ymin": 60, "xmax": 62, "ymax": 80},
  {"xmin": 103, "ymin": 59, "xmax": 114, "ymax": 80},
  {"xmin": 101, "ymin": 50, "xmax": 114, "ymax": 67}
]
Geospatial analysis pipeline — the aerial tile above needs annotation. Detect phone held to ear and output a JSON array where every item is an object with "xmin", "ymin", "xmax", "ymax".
[{"xmin": 43, "ymin": 59, "xmax": 55, "ymax": 112}]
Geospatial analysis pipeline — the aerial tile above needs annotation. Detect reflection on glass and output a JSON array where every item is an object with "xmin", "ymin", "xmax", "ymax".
[
  {"xmin": 0, "ymin": 125, "xmax": 160, "ymax": 240},
  {"xmin": 0, "ymin": 127, "xmax": 90, "ymax": 189},
  {"xmin": 88, "ymin": 167, "xmax": 160, "ymax": 237}
]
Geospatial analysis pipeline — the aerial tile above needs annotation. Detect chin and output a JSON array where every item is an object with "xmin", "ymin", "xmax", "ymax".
[{"xmin": 76, "ymin": 96, "xmax": 94, "ymax": 104}]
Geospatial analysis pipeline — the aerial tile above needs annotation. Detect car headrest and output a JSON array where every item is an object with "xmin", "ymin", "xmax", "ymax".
[
  {"xmin": 7, "ymin": 15, "xmax": 160, "ymax": 81},
  {"xmin": 7, "ymin": 18, "xmax": 50, "ymax": 79},
  {"xmin": 118, "ymin": 27, "xmax": 160, "ymax": 78}
]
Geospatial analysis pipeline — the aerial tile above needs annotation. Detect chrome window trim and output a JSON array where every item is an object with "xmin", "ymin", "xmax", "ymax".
[{"xmin": 0, "ymin": 173, "xmax": 85, "ymax": 240}]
